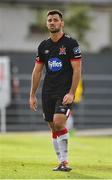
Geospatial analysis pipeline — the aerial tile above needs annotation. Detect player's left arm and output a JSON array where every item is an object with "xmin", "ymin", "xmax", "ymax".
[
  {"xmin": 63, "ymin": 60, "xmax": 82, "ymax": 105},
  {"xmin": 69, "ymin": 60, "xmax": 82, "ymax": 97}
]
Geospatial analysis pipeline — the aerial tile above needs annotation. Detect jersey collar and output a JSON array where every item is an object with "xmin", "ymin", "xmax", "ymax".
[{"xmin": 49, "ymin": 33, "xmax": 65, "ymax": 43}]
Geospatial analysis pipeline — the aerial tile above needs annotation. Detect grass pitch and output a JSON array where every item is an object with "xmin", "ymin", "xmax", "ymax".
[{"xmin": 0, "ymin": 132, "xmax": 112, "ymax": 179}]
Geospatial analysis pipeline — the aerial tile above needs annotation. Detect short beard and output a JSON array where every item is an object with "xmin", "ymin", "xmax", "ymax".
[{"xmin": 49, "ymin": 28, "xmax": 60, "ymax": 33}]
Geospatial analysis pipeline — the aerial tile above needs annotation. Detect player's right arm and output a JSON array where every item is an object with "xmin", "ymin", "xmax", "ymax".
[{"xmin": 29, "ymin": 62, "xmax": 44, "ymax": 111}]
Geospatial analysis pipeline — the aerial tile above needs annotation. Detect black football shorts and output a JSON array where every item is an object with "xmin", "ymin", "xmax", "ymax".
[{"xmin": 42, "ymin": 94, "xmax": 72, "ymax": 122}]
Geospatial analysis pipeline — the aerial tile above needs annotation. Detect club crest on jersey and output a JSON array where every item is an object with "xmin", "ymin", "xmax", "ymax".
[
  {"xmin": 48, "ymin": 58, "xmax": 62, "ymax": 72},
  {"xmin": 59, "ymin": 46, "xmax": 66, "ymax": 55}
]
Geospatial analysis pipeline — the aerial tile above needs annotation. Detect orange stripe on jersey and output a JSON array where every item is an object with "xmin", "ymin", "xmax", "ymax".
[{"xmin": 70, "ymin": 58, "xmax": 81, "ymax": 62}]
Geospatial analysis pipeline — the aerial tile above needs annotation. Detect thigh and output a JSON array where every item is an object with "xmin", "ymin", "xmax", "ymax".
[
  {"xmin": 42, "ymin": 94, "xmax": 56, "ymax": 122},
  {"xmin": 55, "ymin": 97, "xmax": 72, "ymax": 118},
  {"xmin": 53, "ymin": 97, "xmax": 73, "ymax": 129}
]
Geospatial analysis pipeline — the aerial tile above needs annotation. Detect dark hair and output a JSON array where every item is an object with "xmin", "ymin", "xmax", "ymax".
[{"xmin": 47, "ymin": 10, "xmax": 63, "ymax": 20}]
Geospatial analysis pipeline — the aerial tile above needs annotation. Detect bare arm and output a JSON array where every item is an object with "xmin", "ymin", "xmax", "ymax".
[
  {"xmin": 63, "ymin": 60, "xmax": 82, "ymax": 105},
  {"xmin": 69, "ymin": 60, "xmax": 82, "ymax": 96},
  {"xmin": 29, "ymin": 63, "xmax": 44, "ymax": 111}
]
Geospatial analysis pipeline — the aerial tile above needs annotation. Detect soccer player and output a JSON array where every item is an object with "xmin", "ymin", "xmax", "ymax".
[{"xmin": 29, "ymin": 9, "xmax": 82, "ymax": 171}]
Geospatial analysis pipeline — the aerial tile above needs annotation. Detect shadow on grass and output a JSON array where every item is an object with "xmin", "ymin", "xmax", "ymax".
[{"xmin": 1, "ymin": 160, "xmax": 112, "ymax": 179}]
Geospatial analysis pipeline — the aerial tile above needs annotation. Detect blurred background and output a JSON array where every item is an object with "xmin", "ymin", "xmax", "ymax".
[{"xmin": 0, "ymin": 0, "xmax": 112, "ymax": 133}]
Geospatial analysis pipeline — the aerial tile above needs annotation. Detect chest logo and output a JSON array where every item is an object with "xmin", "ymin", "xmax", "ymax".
[
  {"xmin": 48, "ymin": 58, "xmax": 62, "ymax": 72},
  {"xmin": 59, "ymin": 46, "xmax": 66, "ymax": 55}
]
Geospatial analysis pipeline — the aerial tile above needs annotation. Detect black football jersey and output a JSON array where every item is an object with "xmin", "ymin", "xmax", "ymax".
[{"xmin": 35, "ymin": 34, "xmax": 82, "ymax": 96}]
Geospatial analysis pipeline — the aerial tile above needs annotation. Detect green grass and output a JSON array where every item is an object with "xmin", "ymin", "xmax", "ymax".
[{"xmin": 0, "ymin": 132, "xmax": 112, "ymax": 179}]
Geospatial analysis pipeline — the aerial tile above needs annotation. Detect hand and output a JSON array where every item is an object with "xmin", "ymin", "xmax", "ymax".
[
  {"xmin": 29, "ymin": 95, "xmax": 37, "ymax": 112},
  {"xmin": 62, "ymin": 93, "xmax": 74, "ymax": 105}
]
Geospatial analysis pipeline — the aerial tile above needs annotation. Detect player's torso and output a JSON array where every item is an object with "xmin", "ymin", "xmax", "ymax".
[
  {"xmin": 42, "ymin": 36, "xmax": 72, "ymax": 73},
  {"xmin": 41, "ymin": 35, "xmax": 73, "ymax": 95}
]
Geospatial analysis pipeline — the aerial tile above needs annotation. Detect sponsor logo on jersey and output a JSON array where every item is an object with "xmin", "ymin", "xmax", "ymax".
[
  {"xmin": 48, "ymin": 58, "xmax": 62, "ymax": 72},
  {"xmin": 73, "ymin": 46, "xmax": 81, "ymax": 55},
  {"xmin": 59, "ymin": 46, "xmax": 66, "ymax": 55}
]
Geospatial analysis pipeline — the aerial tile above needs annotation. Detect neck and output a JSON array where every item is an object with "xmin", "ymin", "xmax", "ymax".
[{"xmin": 50, "ymin": 31, "xmax": 64, "ymax": 42}]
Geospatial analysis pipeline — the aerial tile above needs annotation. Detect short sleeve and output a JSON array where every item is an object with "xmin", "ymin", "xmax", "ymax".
[
  {"xmin": 35, "ymin": 43, "xmax": 44, "ymax": 64},
  {"xmin": 68, "ymin": 39, "xmax": 82, "ymax": 61}
]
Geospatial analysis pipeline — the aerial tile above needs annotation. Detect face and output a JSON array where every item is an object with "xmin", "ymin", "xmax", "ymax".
[{"xmin": 46, "ymin": 14, "xmax": 64, "ymax": 33}]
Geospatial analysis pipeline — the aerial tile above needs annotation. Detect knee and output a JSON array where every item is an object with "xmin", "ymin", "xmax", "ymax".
[{"xmin": 53, "ymin": 119, "xmax": 63, "ymax": 131}]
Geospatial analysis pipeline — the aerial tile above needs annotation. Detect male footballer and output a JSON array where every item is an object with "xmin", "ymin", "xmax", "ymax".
[{"xmin": 29, "ymin": 9, "xmax": 82, "ymax": 171}]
